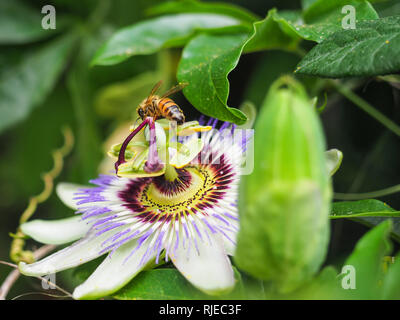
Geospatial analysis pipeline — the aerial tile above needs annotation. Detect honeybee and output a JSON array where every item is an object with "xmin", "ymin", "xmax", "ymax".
[{"xmin": 137, "ymin": 80, "xmax": 188, "ymax": 125}]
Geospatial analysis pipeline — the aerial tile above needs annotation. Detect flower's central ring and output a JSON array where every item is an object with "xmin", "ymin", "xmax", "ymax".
[
  {"xmin": 141, "ymin": 167, "xmax": 212, "ymax": 214},
  {"xmin": 119, "ymin": 161, "xmax": 229, "ymax": 219}
]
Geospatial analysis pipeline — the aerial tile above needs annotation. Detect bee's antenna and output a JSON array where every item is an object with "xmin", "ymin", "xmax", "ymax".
[{"xmin": 133, "ymin": 116, "xmax": 141, "ymax": 128}]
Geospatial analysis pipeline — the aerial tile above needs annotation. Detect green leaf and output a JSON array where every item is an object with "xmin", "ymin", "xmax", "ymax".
[
  {"xmin": 332, "ymin": 199, "xmax": 400, "ymax": 243},
  {"xmin": 330, "ymin": 199, "xmax": 400, "ymax": 218},
  {"xmin": 113, "ymin": 268, "xmax": 206, "ymax": 300},
  {"xmin": 176, "ymin": 9, "xmax": 305, "ymax": 124},
  {"xmin": 341, "ymin": 220, "xmax": 392, "ymax": 299},
  {"xmin": 147, "ymin": 0, "xmax": 259, "ymax": 24},
  {"xmin": 374, "ymin": 0, "xmax": 400, "ymax": 17},
  {"xmin": 304, "ymin": 0, "xmax": 378, "ymax": 22},
  {"xmin": 274, "ymin": 1, "xmax": 379, "ymax": 43},
  {"xmin": 243, "ymin": 9, "xmax": 300, "ymax": 52},
  {"xmin": 359, "ymin": 217, "xmax": 400, "ymax": 243},
  {"xmin": 0, "ymin": 0, "xmax": 63, "ymax": 44},
  {"xmin": 177, "ymin": 33, "xmax": 249, "ymax": 124},
  {"xmin": 301, "ymin": 0, "xmax": 319, "ymax": 10},
  {"xmin": 268, "ymin": 266, "xmax": 344, "ymax": 299},
  {"xmin": 113, "ymin": 267, "xmax": 244, "ymax": 300},
  {"xmin": 0, "ymin": 34, "xmax": 76, "ymax": 133},
  {"xmin": 276, "ymin": 221, "xmax": 400, "ymax": 299},
  {"xmin": 91, "ymin": 13, "xmax": 243, "ymax": 66},
  {"xmin": 73, "ymin": 256, "xmax": 105, "ymax": 283},
  {"xmin": 296, "ymin": 16, "xmax": 400, "ymax": 77},
  {"xmin": 382, "ymin": 252, "xmax": 400, "ymax": 299}
]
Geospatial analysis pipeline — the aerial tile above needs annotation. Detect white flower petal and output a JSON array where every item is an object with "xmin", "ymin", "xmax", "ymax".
[
  {"xmin": 73, "ymin": 240, "xmax": 153, "ymax": 300},
  {"xmin": 19, "ymin": 227, "xmax": 126, "ymax": 276},
  {"xmin": 21, "ymin": 216, "xmax": 90, "ymax": 245},
  {"xmin": 170, "ymin": 233, "xmax": 235, "ymax": 295},
  {"xmin": 220, "ymin": 228, "xmax": 236, "ymax": 256},
  {"xmin": 223, "ymin": 241, "xmax": 235, "ymax": 256},
  {"xmin": 56, "ymin": 182, "xmax": 88, "ymax": 210}
]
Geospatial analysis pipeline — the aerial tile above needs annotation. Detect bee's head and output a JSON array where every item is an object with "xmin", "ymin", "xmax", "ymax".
[{"xmin": 137, "ymin": 107, "xmax": 145, "ymax": 119}]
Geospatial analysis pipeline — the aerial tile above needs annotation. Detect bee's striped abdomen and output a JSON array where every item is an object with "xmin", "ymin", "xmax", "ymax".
[
  {"xmin": 159, "ymin": 98, "xmax": 177, "ymax": 114},
  {"xmin": 158, "ymin": 98, "xmax": 185, "ymax": 124}
]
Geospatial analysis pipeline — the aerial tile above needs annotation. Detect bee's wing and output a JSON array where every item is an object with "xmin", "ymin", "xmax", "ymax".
[
  {"xmin": 147, "ymin": 80, "xmax": 163, "ymax": 100},
  {"xmin": 161, "ymin": 82, "xmax": 189, "ymax": 98}
]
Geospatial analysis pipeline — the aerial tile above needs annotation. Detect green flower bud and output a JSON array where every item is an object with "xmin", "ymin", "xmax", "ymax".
[{"xmin": 235, "ymin": 76, "xmax": 332, "ymax": 293}]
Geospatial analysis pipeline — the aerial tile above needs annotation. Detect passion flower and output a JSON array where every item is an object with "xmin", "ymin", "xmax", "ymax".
[{"xmin": 19, "ymin": 117, "xmax": 251, "ymax": 299}]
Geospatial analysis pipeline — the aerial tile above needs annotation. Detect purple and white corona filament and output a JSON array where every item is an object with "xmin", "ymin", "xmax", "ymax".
[{"xmin": 19, "ymin": 117, "xmax": 251, "ymax": 299}]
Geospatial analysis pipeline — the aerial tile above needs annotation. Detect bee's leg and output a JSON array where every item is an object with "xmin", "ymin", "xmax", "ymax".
[{"xmin": 115, "ymin": 118, "xmax": 150, "ymax": 175}]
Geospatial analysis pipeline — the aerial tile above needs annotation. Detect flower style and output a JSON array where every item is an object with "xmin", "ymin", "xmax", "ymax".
[{"xmin": 18, "ymin": 116, "xmax": 252, "ymax": 299}]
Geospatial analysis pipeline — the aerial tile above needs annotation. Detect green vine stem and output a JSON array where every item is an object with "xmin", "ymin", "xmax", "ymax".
[
  {"xmin": 0, "ymin": 245, "xmax": 67, "ymax": 300},
  {"xmin": 334, "ymin": 184, "xmax": 400, "ymax": 200},
  {"xmin": 9, "ymin": 127, "xmax": 74, "ymax": 264},
  {"xmin": 331, "ymin": 80, "xmax": 400, "ymax": 137}
]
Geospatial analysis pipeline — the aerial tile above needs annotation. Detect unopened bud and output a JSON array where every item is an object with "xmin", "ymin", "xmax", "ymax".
[{"xmin": 235, "ymin": 77, "xmax": 332, "ymax": 293}]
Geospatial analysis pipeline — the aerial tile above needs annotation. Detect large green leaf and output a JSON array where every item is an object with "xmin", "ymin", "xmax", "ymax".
[
  {"xmin": 147, "ymin": 0, "xmax": 259, "ymax": 24},
  {"xmin": 91, "ymin": 13, "xmax": 243, "ymax": 66},
  {"xmin": 296, "ymin": 16, "xmax": 400, "ymax": 77},
  {"xmin": 177, "ymin": 33, "xmax": 249, "ymax": 124},
  {"xmin": 0, "ymin": 0, "xmax": 63, "ymax": 44},
  {"xmin": 113, "ymin": 267, "xmax": 244, "ymax": 300},
  {"xmin": 177, "ymin": 9, "xmax": 301, "ymax": 124},
  {"xmin": 243, "ymin": 9, "xmax": 300, "ymax": 52},
  {"xmin": 273, "ymin": 1, "xmax": 378, "ymax": 43},
  {"xmin": 374, "ymin": 0, "xmax": 400, "ymax": 17},
  {"xmin": 275, "ymin": 221, "xmax": 400, "ymax": 299},
  {"xmin": 341, "ymin": 220, "xmax": 392, "ymax": 299},
  {"xmin": 114, "ymin": 268, "xmax": 204, "ymax": 300},
  {"xmin": 341, "ymin": 219, "xmax": 400, "ymax": 299},
  {"xmin": 359, "ymin": 217, "xmax": 400, "ymax": 243},
  {"xmin": 304, "ymin": 0, "xmax": 378, "ymax": 22},
  {"xmin": 268, "ymin": 266, "xmax": 344, "ymax": 299},
  {"xmin": 0, "ymin": 34, "xmax": 76, "ymax": 133}
]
